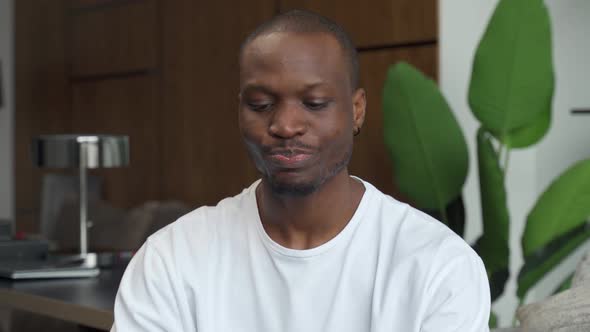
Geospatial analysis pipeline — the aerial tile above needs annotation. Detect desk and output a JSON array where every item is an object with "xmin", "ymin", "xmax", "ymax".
[{"xmin": 0, "ymin": 267, "xmax": 124, "ymax": 330}]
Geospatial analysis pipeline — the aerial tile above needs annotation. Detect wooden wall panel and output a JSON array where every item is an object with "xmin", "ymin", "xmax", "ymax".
[
  {"xmin": 160, "ymin": 0, "xmax": 275, "ymax": 206},
  {"xmin": 71, "ymin": 76, "xmax": 161, "ymax": 208},
  {"xmin": 15, "ymin": 0, "xmax": 71, "ymax": 233},
  {"xmin": 280, "ymin": 0, "xmax": 437, "ymax": 48},
  {"xmin": 70, "ymin": 0, "xmax": 137, "ymax": 8},
  {"xmin": 350, "ymin": 45, "xmax": 437, "ymax": 198},
  {"xmin": 71, "ymin": 0, "xmax": 158, "ymax": 77}
]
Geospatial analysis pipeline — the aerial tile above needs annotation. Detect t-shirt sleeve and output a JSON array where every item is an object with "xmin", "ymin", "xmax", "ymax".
[
  {"xmin": 111, "ymin": 240, "xmax": 186, "ymax": 332},
  {"xmin": 420, "ymin": 249, "xmax": 491, "ymax": 332}
]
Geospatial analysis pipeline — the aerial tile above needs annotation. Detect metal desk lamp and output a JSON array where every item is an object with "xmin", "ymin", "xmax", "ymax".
[{"xmin": 32, "ymin": 135, "xmax": 129, "ymax": 267}]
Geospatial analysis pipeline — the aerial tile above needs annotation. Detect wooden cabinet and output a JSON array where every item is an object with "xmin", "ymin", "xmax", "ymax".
[
  {"xmin": 280, "ymin": 0, "xmax": 437, "ymax": 47},
  {"xmin": 71, "ymin": 0, "xmax": 158, "ymax": 77}
]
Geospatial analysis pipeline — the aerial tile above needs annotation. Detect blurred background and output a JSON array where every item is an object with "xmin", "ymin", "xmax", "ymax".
[{"xmin": 3, "ymin": 0, "xmax": 437, "ymax": 234}]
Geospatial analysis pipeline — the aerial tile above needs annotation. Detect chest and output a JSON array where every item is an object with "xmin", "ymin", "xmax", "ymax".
[{"xmin": 183, "ymin": 242, "xmax": 426, "ymax": 332}]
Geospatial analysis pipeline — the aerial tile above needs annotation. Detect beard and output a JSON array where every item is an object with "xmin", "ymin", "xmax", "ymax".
[{"xmin": 255, "ymin": 143, "xmax": 353, "ymax": 197}]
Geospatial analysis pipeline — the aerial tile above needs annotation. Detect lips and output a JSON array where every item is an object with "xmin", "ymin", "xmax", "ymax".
[{"xmin": 265, "ymin": 149, "xmax": 315, "ymax": 169}]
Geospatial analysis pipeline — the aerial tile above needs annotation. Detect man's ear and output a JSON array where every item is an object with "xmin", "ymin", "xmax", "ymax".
[{"xmin": 352, "ymin": 88, "xmax": 366, "ymax": 131}]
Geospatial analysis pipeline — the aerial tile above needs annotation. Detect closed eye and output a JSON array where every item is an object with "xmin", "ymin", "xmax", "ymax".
[
  {"xmin": 246, "ymin": 102, "xmax": 273, "ymax": 112},
  {"xmin": 303, "ymin": 101, "xmax": 330, "ymax": 111}
]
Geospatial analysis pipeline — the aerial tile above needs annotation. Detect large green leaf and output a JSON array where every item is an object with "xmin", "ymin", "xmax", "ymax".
[
  {"xmin": 474, "ymin": 128, "xmax": 510, "ymax": 301},
  {"xmin": 382, "ymin": 62, "xmax": 468, "ymax": 211},
  {"xmin": 487, "ymin": 104, "xmax": 551, "ymax": 149},
  {"xmin": 518, "ymin": 159, "xmax": 590, "ymax": 298},
  {"xmin": 504, "ymin": 105, "xmax": 551, "ymax": 148},
  {"xmin": 468, "ymin": 0, "xmax": 554, "ymax": 144},
  {"xmin": 518, "ymin": 223, "xmax": 590, "ymax": 299},
  {"xmin": 523, "ymin": 159, "xmax": 590, "ymax": 255}
]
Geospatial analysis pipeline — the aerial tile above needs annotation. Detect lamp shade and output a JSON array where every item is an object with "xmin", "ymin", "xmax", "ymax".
[{"xmin": 32, "ymin": 134, "xmax": 129, "ymax": 169}]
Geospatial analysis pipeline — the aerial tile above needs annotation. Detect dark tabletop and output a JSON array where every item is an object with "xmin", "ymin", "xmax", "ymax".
[{"xmin": 0, "ymin": 267, "xmax": 125, "ymax": 330}]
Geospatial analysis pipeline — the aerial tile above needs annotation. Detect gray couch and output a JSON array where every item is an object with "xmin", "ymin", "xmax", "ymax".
[{"xmin": 491, "ymin": 253, "xmax": 590, "ymax": 332}]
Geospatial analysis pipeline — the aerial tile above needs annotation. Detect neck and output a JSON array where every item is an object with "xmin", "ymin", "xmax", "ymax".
[{"xmin": 256, "ymin": 170, "xmax": 365, "ymax": 250}]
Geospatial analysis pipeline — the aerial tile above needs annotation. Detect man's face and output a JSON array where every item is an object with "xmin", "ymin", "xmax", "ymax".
[{"xmin": 239, "ymin": 32, "xmax": 365, "ymax": 196}]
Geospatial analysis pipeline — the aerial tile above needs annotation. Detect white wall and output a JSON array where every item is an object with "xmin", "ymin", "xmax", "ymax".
[
  {"xmin": 0, "ymin": 0, "xmax": 14, "ymax": 223},
  {"xmin": 440, "ymin": 0, "xmax": 590, "ymax": 327},
  {"xmin": 530, "ymin": 0, "xmax": 590, "ymax": 305},
  {"xmin": 537, "ymin": 1, "xmax": 590, "ymax": 193}
]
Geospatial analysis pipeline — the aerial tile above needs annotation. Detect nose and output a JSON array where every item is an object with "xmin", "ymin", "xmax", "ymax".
[{"xmin": 268, "ymin": 101, "xmax": 307, "ymax": 139}]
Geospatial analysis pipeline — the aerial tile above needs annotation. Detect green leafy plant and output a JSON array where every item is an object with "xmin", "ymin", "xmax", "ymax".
[{"xmin": 382, "ymin": 0, "xmax": 590, "ymax": 324}]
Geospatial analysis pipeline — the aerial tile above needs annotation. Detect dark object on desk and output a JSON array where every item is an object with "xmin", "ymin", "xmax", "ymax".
[
  {"xmin": 0, "ymin": 239, "xmax": 48, "ymax": 261},
  {"xmin": 0, "ymin": 261, "xmax": 100, "ymax": 279},
  {"xmin": 0, "ymin": 251, "xmax": 132, "ymax": 280},
  {"xmin": 0, "ymin": 254, "xmax": 99, "ymax": 280}
]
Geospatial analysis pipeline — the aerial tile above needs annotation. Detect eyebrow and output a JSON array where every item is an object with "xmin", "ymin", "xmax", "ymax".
[
  {"xmin": 240, "ymin": 84, "xmax": 276, "ymax": 96},
  {"xmin": 240, "ymin": 81, "xmax": 327, "ymax": 95}
]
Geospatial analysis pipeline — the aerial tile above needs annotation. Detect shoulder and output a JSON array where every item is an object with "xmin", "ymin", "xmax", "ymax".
[
  {"xmin": 360, "ymin": 180, "xmax": 490, "ymax": 327},
  {"xmin": 361, "ymin": 179, "xmax": 483, "ymax": 274},
  {"xmin": 145, "ymin": 181, "xmax": 259, "ymax": 261}
]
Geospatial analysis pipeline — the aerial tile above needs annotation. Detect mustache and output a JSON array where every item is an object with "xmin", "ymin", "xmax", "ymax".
[{"xmin": 260, "ymin": 141, "xmax": 318, "ymax": 155}]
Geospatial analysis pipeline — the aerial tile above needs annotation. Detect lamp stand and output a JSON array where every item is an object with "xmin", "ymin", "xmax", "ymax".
[{"xmin": 77, "ymin": 137, "xmax": 98, "ymax": 268}]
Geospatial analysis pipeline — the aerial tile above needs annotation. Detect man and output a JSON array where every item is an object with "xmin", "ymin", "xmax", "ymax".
[{"xmin": 112, "ymin": 10, "xmax": 490, "ymax": 332}]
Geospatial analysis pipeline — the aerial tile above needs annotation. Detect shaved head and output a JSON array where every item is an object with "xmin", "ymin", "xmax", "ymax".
[{"xmin": 240, "ymin": 9, "xmax": 360, "ymax": 90}]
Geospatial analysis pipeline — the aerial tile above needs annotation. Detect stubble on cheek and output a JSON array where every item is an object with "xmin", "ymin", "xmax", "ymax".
[{"xmin": 242, "ymin": 137, "xmax": 270, "ymax": 177}]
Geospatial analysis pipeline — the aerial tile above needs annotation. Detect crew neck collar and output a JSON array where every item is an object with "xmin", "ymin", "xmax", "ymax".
[{"xmin": 249, "ymin": 176, "xmax": 372, "ymax": 259}]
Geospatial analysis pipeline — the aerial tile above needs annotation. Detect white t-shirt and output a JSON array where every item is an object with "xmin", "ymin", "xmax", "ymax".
[{"xmin": 112, "ymin": 178, "xmax": 490, "ymax": 332}]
